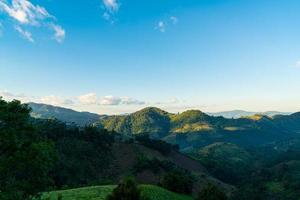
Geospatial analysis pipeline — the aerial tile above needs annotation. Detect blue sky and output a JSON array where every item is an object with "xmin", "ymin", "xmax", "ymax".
[{"xmin": 1, "ymin": 0, "xmax": 300, "ymax": 114}]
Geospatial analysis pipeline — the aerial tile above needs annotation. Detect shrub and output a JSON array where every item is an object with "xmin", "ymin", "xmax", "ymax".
[{"xmin": 106, "ymin": 177, "xmax": 141, "ymax": 200}]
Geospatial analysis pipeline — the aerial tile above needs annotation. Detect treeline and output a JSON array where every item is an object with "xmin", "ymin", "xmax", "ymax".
[{"xmin": 0, "ymin": 99, "xmax": 115, "ymax": 200}]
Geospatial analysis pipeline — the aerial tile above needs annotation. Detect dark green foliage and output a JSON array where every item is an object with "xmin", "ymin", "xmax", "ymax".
[
  {"xmin": 0, "ymin": 98, "xmax": 56, "ymax": 200},
  {"xmin": 135, "ymin": 134, "xmax": 178, "ymax": 155},
  {"xmin": 106, "ymin": 177, "xmax": 141, "ymax": 200},
  {"xmin": 191, "ymin": 143, "xmax": 254, "ymax": 184},
  {"xmin": 0, "ymin": 98, "xmax": 116, "ymax": 199},
  {"xmin": 35, "ymin": 120, "xmax": 114, "ymax": 188},
  {"xmin": 197, "ymin": 183, "xmax": 227, "ymax": 200},
  {"xmin": 160, "ymin": 169, "xmax": 194, "ymax": 194},
  {"xmin": 98, "ymin": 106, "xmax": 300, "ymax": 150},
  {"xmin": 100, "ymin": 107, "xmax": 171, "ymax": 136}
]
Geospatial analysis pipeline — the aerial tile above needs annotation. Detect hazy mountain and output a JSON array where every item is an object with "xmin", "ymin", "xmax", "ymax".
[
  {"xmin": 28, "ymin": 102, "xmax": 105, "ymax": 126},
  {"xmin": 208, "ymin": 110, "xmax": 291, "ymax": 119}
]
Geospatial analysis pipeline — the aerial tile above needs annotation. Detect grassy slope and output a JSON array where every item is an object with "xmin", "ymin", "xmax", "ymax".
[{"xmin": 40, "ymin": 185, "xmax": 193, "ymax": 200}]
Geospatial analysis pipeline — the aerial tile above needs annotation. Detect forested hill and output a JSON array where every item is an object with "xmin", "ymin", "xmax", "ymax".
[
  {"xmin": 28, "ymin": 102, "xmax": 300, "ymax": 149},
  {"xmin": 29, "ymin": 102, "xmax": 104, "ymax": 126},
  {"xmin": 96, "ymin": 107, "xmax": 300, "ymax": 149}
]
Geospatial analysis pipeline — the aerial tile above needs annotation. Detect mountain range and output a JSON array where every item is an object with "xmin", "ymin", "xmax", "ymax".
[
  {"xmin": 29, "ymin": 102, "xmax": 300, "ymax": 151},
  {"xmin": 208, "ymin": 110, "xmax": 290, "ymax": 119}
]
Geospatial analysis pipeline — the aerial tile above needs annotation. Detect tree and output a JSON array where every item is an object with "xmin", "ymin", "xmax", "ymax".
[
  {"xmin": 0, "ymin": 99, "xmax": 56, "ymax": 200},
  {"xmin": 106, "ymin": 177, "xmax": 141, "ymax": 200},
  {"xmin": 197, "ymin": 183, "xmax": 227, "ymax": 200}
]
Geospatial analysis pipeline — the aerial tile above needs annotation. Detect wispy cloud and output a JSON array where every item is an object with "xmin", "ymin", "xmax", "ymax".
[
  {"xmin": 0, "ymin": 0, "xmax": 65, "ymax": 43},
  {"xmin": 170, "ymin": 16, "xmax": 178, "ymax": 25},
  {"xmin": 156, "ymin": 21, "xmax": 166, "ymax": 33},
  {"xmin": 296, "ymin": 60, "xmax": 300, "ymax": 68},
  {"xmin": 102, "ymin": 0, "xmax": 120, "ymax": 22},
  {"xmin": 50, "ymin": 23, "xmax": 65, "ymax": 43},
  {"xmin": 155, "ymin": 16, "xmax": 178, "ymax": 33},
  {"xmin": 14, "ymin": 25, "xmax": 34, "ymax": 42},
  {"xmin": 121, "ymin": 97, "xmax": 145, "ymax": 105}
]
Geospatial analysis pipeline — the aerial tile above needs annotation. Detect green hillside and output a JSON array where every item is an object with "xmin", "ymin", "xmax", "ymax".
[
  {"xmin": 97, "ymin": 107, "xmax": 300, "ymax": 150},
  {"xmin": 98, "ymin": 107, "xmax": 171, "ymax": 136},
  {"xmin": 190, "ymin": 143, "xmax": 255, "ymax": 184},
  {"xmin": 29, "ymin": 103, "xmax": 104, "ymax": 126},
  {"xmin": 39, "ymin": 185, "xmax": 193, "ymax": 200}
]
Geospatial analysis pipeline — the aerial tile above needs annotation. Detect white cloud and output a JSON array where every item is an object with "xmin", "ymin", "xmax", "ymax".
[
  {"xmin": 0, "ymin": 0, "xmax": 51, "ymax": 25},
  {"xmin": 39, "ymin": 95, "xmax": 74, "ymax": 106},
  {"xmin": 50, "ymin": 23, "xmax": 65, "ymax": 43},
  {"xmin": 14, "ymin": 25, "xmax": 34, "ymax": 42},
  {"xmin": 103, "ymin": 0, "xmax": 119, "ymax": 12},
  {"xmin": 0, "ymin": 90, "xmax": 36, "ymax": 103},
  {"xmin": 0, "ymin": 90, "xmax": 25, "ymax": 98},
  {"xmin": 0, "ymin": 0, "xmax": 65, "ymax": 43},
  {"xmin": 296, "ymin": 61, "xmax": 300, "ymax": 68},
  {"xmin": 78, "ymin": 93, "xmax": 98, "ymax": 105},
  {"xmin": 155, "ymin": 16, "xmax": 178, "ymax": 33},
  {"xmin": 99, "ymin": 96, "xmax": 145, "ymax": 106},
  {"xmin": 100, "ymin": 96, "xmax": 121, "ymax": 105},
  {"xmin": 102, "ymin": 0, "xmax": 120, "ymax": 22}
]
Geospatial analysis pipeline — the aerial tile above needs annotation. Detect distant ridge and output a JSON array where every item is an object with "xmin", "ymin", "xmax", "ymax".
[
  {"xmin": 28, "ymin": 102, "xmax": 105, "ymax": 126},
  {"xmin": 208, "ymin": 110, "xmax": 291, "ymax": 119}
]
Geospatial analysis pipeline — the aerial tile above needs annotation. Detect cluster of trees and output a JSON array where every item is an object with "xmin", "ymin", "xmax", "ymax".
[
  {"xmin": 106, "ymin": 177, "xmax": 148, "ymax": 200},
  {"xmin": 0, "ymin": 99, "xmax": 114, "ymax": 200},
  {"xmin": 0, "ymin": 100, "xmax": 56, "ymax": 200},
  {"xmin": 160, "ymin": 169, "xmax": 194, "ymax": 194},
  {"xmin": 35, "ymin": 119, "xmax": 114, "ymax": 188}
]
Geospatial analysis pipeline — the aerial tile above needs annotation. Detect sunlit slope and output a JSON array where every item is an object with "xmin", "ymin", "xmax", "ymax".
[{"xmin": 39, "ymin": 184, "xmax": 193, "ymax": 200}]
